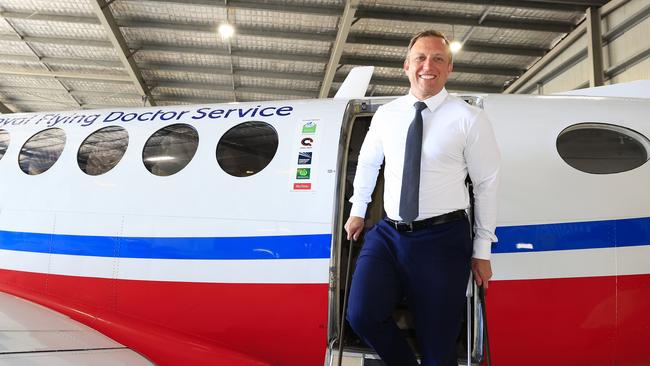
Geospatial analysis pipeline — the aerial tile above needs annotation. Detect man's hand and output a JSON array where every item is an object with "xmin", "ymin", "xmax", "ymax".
[
  {"xmin": 471, "ymin": 258, "xmax": 492, "ymax": 289},
  {"xmin": 344, "ymin": 216, "xmax": 365, "ymax": 241}
]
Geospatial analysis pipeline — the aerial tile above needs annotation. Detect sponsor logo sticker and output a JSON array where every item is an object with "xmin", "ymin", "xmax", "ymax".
[
  {"xmin": 298, "ymin": 152, "xmax": 312, "ymax": 165},
  {"xmin": 293, "ymin": 183, "xmax": 312, "ymax": 190},
  {"xmin": 296, "ymin": 168, "xmax": 311, "ymax": 179},
  {"xmin": 300, "ymin": 137, "xmax": 314, "ymax": 147},
  {"xmin": 301, "ymin": 121, "xmax": 317, "ymax": 134}
]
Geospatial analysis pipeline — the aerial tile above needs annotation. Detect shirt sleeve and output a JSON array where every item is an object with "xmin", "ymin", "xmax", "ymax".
[
  {"xmin": 465, "ymin": 110, "xmax": 501, "ymax": 260},
  {"xmin": 349, "ymin": 110, "xmax": 385, "ymax": 218}
]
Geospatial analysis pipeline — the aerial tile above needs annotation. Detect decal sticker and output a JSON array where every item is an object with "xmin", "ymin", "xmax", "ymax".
[
  {"xmin": 296, "ymin": 168, "xmax": 311, "ymax": 179},
  {"xmin": 301, "ymin": 121, "xmax": 317, "ymax": 134},
  {"xmin": 298, "ymin": 152, "xmax": 312, "ymax": 165},
  {"xmin": 292, "ymin": 119, "xmax": 320, "ymax": 191},
  {"xmin": 293, "ymin": 183, "xmax": 312, "ymax": 190},
  {"xmin": 300, "ymin": 137, "xmax": 314, "ymax": 147}
]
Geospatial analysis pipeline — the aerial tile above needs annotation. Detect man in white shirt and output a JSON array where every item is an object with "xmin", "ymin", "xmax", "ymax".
[{"xmin": 345, "ymin": 30, "xmax": 500, "ymax": 366}]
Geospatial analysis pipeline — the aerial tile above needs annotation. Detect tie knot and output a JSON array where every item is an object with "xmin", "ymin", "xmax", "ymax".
[{"xmin": 414, "ymin": 101, "xmax": 427, "ymax": 112}]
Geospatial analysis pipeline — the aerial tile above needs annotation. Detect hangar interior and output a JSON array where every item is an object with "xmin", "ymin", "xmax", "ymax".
[
  {"xmin": 1, "ymin": 2, "xmax": 650, "ymax": 366},
  {"xmin": 0, "ymin": 0, "xmax": 647, "ymax": 114}
]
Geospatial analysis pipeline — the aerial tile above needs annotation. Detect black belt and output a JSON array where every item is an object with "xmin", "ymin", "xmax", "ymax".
[{"xmin": 384, "ymin": 210, "xmax": 467, "ymax": 232}]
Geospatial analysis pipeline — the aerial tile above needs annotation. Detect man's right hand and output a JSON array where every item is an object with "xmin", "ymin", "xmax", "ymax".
[{"xmin": 344, "ymin": 216, "xmax": 365, "ymax": 241}]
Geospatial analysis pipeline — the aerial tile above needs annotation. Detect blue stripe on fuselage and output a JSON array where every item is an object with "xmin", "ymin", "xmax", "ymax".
[
  {"xmin": 0, "ymin": 217, "xmax": 648, "ymax": 259},
  {"xmin": 0, "ymin": 230, "xmax": 331, "ymax": 260},
  {"xmin": 493, "ymin": 216, "xmax": 650, "ymax": 253}
]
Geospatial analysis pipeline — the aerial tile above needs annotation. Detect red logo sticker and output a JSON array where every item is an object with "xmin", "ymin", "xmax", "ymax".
[{"xmin": 293, "ymin": 183, "xmax": 312, "ymax": 190}]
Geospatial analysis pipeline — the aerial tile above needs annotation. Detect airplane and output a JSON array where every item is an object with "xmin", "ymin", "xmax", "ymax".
[{"xmin": 0, "ymin": 67, "xmax": 649, "ymax": 366}]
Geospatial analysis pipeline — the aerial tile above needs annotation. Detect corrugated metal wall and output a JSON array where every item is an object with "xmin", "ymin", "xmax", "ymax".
[{"xmin": 506, "ymin": 0, "xmax": 649, "ymax": 94}]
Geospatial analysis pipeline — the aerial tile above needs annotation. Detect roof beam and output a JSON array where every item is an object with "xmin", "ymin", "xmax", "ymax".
[
  {"xmin": 320, "ymin": 0, "xmax": 359, "ymax": 98},
  {"xmin": 1, "ymin": 97, "xmax": 138, "ymax": 110},
  {"xmin": 0, "ymin": 11, "xmax": 99, "ymax": 25},
  {"xmin": 346, "ymin": 34, "xmax": 546, "ymax": 57},
  {"xmin": 341, "ymin": 56, "xmax": 525, "ymax": 76},
  {"xmin": 0, "ymin": 10, "xmax": 336, "ymax": 42},
  {"xmin": 153, "ymin": 95, "xmax": 233, "ymax": 104},
  {"xmin": 0, "ymin": 33, "xmax": 330, "ymax": 63},
  {"xmin": 139, "ymin": 0, "xmax": 343, "ymax": 16},
  {"xmin": 153, "ymin": 81, "xmax": 318, "ymax": 98},
  {"xmin": 0, "ymin": 67, "xmax": 132, "ymax": 82},
  {"xmin": 0, "ymin": 52, "xmax": 503, "ymax": 93},
  {"xmin": 0, "ymin": 85, "xmax": 142, "ymax": 98},
  {"xmin": 129, "ymin": 0, "xmax": 602, "ymax": 15},
  {"xmin": 0, "ymin": 53, "xmax": 124, "ymax": 68},
  {"xmin": 115, "ymin": 18, "xmax": 336, "ymax": 42},
  {"xmin": 515, "ymin": 0, "xmax": 608, "ymax": 5},
  {"xmin": 421, "ymin": 0, "xmax": 606, "ymax": 12},
  {"xmin": 0, "ymin": 33, "xmax": 113, "ymax": 48},
  {"xmin": 355, "ymin": 7, "xmax": 575, "ymax": 33},
  {"xmin": 139, "ymin": 62, "xmax": 323, "ymax": 81},
  {"xmin": 90, "ymin": 0, "xmax": 155, "ymax": 105},
  {"xmin": 332, "ymin": 75, "xmax": 502, "ymax": 93},
  {"xmin": 141, "ymin": 44, "xmax": 330, "ymax": 63},
  {"xmin": 0, "ymin": 101, "xmax": 12, "ymax": 113},
  {"xmin": 585, "ymin": 6, "xmax": 604, "ymax": 87}
]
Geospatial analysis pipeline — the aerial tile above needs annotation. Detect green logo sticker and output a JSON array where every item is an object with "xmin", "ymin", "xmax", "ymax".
[
  {"xmin": 302, "ymin": 121, "xmax": 317, "ymax": 134},
  {"xmin": 296, "ymin": 168, "xmax": 311, "ymax": 179}
]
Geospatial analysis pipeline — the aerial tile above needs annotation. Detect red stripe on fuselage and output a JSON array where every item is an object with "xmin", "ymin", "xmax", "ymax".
[
  {"xmin": 0, "ymin": 269, "xmax": 328, "ymax": 366},
  {"xmin": 616, "ymin": 274, "xmax": 650, "ymax": 366},
  {"xmin": 487, "ymin": 274, "xmax": 650, "ymax": 366}
]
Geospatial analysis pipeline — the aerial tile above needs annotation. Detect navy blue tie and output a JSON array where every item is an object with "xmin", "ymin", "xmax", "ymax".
[{"xmin": 399, "ymin": 101, "xmax": 427, "ymax": 223}]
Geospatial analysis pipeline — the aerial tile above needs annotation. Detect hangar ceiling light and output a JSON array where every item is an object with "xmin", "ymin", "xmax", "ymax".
[
  {"xmin": 450, "ymin": 41, "xmax": 463, "ymax": 54},
  {"xmin": 218, "ymin": 23, "xmax": 235, "ymax": 39}
]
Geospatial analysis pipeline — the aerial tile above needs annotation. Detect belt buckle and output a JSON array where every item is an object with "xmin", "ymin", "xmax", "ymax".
[{"xmin": 399, "ymin": 222, "xmax": 414, "ymax": 232}]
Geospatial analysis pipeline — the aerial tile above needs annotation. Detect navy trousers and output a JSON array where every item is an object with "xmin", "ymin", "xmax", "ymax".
[{"xmin": 347, "ymin": 217, "xmax": 472, "ymax": 366}]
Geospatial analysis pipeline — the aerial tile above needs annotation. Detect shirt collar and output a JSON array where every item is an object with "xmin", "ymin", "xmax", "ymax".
[{"xmin": 405, "ymin": 88, "xmax": 449, "ymax": 111}]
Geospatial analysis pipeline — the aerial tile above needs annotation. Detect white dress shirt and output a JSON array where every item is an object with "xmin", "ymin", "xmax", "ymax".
[{"xmin": 349, "ymin": 88, "xmax": 500, "ymax": 259}]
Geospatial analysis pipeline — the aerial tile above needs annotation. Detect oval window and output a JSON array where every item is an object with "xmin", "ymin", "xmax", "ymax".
[
  {"xmin": 0, "ymin": 129, "xmax": 9, "ymax": 161},
  {"xmin": 216, "ymin": 121, "xmax": 278, "ymax": 177},
  {"xmin": 143, "ymin": 124, "xmax": 198, "ymax": 176},
  {"xmin": 19, "ymin": 128, "xmax": 66, "ymax": 175},
  {"xmin": 78, "ymin": 126, "xmax": 129, "ymax": 176},
  {"xmin": 557, "ymin": 123, "xmax": 650, "ymax": 174}
]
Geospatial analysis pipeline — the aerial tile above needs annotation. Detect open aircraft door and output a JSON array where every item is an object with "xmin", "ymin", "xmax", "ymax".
[{"xmin": 327, "ymin": 96, "xmax": 489, "ymax": 366}]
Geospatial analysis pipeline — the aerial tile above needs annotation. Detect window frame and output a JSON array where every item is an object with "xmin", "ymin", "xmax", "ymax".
[
  {"xmin": 19, "ymin": 127, "xmax": 67, "ymax": 175},
  {"xmin": 77, "ymin": 126, "xmax": 129, "ymax": 176},
  {"xmin": 216, "ymin": 120, "xmax": 279, "ymax": 178},
  {"xmin": 556, "ymin": 122, "xmax": 650, "ymax": 175}
]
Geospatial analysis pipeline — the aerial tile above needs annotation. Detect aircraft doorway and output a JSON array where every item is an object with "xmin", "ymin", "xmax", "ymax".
[{"xmin": 328, "ymin": 98, "xmax": 487, "ymax": 366}]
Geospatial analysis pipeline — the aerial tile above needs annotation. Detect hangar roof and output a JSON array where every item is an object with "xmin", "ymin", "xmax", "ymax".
[{"xmin": 0, "ymin": 0, "xmax": 608, "ymax": 113}]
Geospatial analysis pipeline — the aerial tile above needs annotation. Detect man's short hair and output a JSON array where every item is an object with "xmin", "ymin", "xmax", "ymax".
[{"xmin": 406, "ymin": 30, "xmax": 453, "ymax": 63}]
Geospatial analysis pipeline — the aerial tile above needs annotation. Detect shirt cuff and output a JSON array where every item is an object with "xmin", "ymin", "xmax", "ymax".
[
  {"xmin": 349, "ymin": 202, "xmax": 368, "ymax": 219},
  {"xmin": 472, "ymin": 238, "xmax": 492, "ymax": 260}
]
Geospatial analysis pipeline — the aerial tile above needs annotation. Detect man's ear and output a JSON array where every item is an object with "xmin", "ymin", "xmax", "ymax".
[
  {"xmin": 403, "ymin": 59, "xmax": 409, "ymax": 74},
  {"xmin": 448, "ymin": 61, "xmax": 453, "ymax": 73}
]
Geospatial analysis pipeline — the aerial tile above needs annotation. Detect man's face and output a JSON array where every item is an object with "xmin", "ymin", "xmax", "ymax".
[{"xmin": 404, "ymin": 36, "xmax": 453, "ymax": 100}]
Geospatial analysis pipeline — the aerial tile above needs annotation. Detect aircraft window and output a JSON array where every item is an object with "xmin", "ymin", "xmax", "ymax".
[
  {"xmin": 19, "ymin": 128, "xmax": 66, "ymax": 175},
  {"xmin": 0, "ymin": 129, "xmax": 9, "ymax": 161},
  {"xmin": 78, "ymin": 126, "xmax": 129, "ymax": 176},
  {"xmin": 216, "ymin": 121, "xmax": 278, "ymax": 177},
  {"xmin": 142, "ymin": 123, "xmax": 199, "ymax": 176},
  {"xmin": 557, "ymin": 123, "xmax": 650, "ymax": 174}
]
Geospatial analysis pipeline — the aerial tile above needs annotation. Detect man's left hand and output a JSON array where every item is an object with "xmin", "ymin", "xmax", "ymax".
[{"xmin": 471, "ymin": 258, "xmax": 492, "ymax": 289}]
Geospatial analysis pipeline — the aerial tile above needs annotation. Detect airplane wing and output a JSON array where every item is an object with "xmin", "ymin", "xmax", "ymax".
[{"xmin": 0, "ymin": 291, "xmax": 153, "ymax": 366}]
